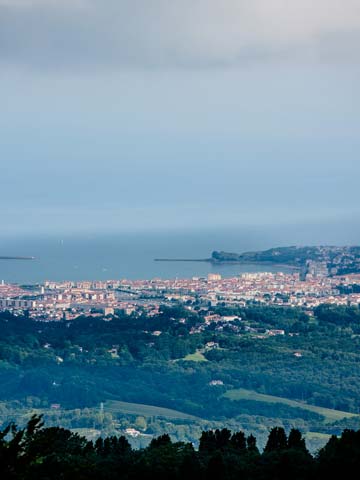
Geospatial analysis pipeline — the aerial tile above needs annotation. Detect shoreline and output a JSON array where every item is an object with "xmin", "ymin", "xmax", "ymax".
[{"xmin": 154, "ymin": 258, "xmax": 300, "ymax": 270}]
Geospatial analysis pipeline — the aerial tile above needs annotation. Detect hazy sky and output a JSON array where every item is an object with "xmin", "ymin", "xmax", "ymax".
[{"xmin": 1, "ymin": 0, "xmax": 359, "ymax": 235}]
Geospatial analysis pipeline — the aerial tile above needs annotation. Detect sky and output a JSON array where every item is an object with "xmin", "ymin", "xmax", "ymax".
[{"xmin": 1, "ymin": 0, "xmax": 359, "ymax": 236}]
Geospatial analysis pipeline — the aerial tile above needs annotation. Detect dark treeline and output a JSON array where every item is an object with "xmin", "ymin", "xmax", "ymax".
[{"xmin": 0, "ymin": 416, "xmax": 359, "ymax": 480}]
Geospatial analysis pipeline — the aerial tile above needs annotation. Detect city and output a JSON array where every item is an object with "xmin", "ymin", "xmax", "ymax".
[{"xmin": 1, "ymin": 269, "xmax": 360, "ymax": 321}]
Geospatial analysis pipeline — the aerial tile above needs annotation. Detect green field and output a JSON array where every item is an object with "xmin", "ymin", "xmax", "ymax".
[
  {"xmin": 183, "ymin": 350, "xmax": 208, "ymax": 362},
  {"xmin": 105, "ymin": 400, "xmax": 200, "ymax": 420},
  {"xmin": 223, "ymin": 388, "xmax": 359, "ymax": 423}
]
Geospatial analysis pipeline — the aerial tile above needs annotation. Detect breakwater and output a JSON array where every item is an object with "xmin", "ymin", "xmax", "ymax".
[
  {"xmin": 154, "ymin": 258, "xmax": 211, "ymax": 262},
  {"xmin": 0, "ymin": 256, "xmax": 35, "ymax": 260}
]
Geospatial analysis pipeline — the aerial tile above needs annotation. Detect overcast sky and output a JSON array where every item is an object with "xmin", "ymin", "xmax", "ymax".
[{"xmin": 1, "ymin": 0, "xmax": 359, "ymax": 235}]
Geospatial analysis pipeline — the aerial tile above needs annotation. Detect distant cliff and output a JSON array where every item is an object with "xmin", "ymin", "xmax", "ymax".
[
  {"xmin": 211, "ymin": 246, "xmax": 360, "ymax": 276},
  {"xmin": 156, "ymin": 246, "xmax": 360, "ymax": 276},
  {"xmin": 211, "ymin": 246, "xmax": 322, "ymax": 265}
]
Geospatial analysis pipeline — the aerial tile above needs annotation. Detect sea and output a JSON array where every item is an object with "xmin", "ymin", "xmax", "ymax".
[{"xmin": 0, "ymin": 223, "xmax": 358, "ymax": 284}]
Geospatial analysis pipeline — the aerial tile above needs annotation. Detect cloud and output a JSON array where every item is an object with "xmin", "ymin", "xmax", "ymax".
[{"xmin": 0, "ymin": 0, "xmax": 359, "ymax": 70}]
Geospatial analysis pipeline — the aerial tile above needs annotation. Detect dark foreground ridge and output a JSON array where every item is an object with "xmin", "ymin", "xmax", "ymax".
[{"xmin": 1, "ymin": 415, "xmax": 359, "ymax": 480}]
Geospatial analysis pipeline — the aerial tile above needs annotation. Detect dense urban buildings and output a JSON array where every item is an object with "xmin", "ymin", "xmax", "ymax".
[{"xmin": 1, "ymin": 270, "xmax": 360, "ymax": 321}]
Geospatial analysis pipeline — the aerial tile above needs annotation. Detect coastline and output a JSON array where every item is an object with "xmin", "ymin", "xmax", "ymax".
[{"xmin": 154, "ymin": 258, "xmax": 300, "ymax": 270}]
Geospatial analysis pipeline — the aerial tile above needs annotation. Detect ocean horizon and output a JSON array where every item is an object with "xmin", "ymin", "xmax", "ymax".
[{"xmin": 0, "ymin": 222, "xmax": 359, "ymax": 284}]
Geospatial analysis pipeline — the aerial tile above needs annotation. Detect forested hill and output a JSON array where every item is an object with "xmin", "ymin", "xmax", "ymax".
[
  {"xmin": 211, "ymin": 245, "xmax": 360, "ymax": 275},
  {"xmin": 2, "ymin": 305, "xmax": 360, "ymax": 450},
  {"xmin": 1, "ymin": 415, "xmax": 360, "ymax": 480}
]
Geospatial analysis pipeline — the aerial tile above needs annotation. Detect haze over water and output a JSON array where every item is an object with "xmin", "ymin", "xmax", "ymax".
[
  {"xmin": 1, "ymin": 221, "xmax": 359, "ymax": 284},
  {"xmin": 1, "ymin": 1, "xmax": 360, "ymax": 276}
]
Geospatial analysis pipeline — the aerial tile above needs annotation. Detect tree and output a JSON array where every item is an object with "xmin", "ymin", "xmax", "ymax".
[
  {"xmin": 230, "ymin": 431, "xmax": 247, "ymax": 452},
  {"xmin": 264, "ymin": 427, "xmax": 288, "ymax": 453},
  {"xmin": 199, "ymin": 431, "xmax": 216, "ymax": 454},
  {"xmin": 288, "ymin": 428, "xmax": 307, "ymax": 452},
  {"xmin": 135, "ymin": 416, "xmax": 147, "ymax": 431},
  {"xmin": 247, "ymin": 434, "xmax": 259, "ymax": 454},
  {"xmin": 149, "ymin": 434, "xmax": 172, "ymax": 449}
]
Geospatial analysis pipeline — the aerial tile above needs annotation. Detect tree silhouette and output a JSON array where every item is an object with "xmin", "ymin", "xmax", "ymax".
[
  {"xmin": 264, "ymin": 427, "xmax": 288, "ymax": 453},
  {"xmin": 288, "ymin": 428, "xmax": 307, "ymax": 452}
]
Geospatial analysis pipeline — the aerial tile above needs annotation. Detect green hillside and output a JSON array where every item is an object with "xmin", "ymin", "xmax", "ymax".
[
  {"xmin": 105, "ymin": 400, "xmax": 200, "ymax": 420},
  {"xmin": 223, "ymin": 388, "xmax": 358, "ymax": 423}
]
